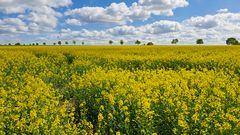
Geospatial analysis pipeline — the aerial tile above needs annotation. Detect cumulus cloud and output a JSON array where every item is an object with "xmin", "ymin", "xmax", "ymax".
[
  {"xmin": 46, "ymin": 20, "xmax": 182, "ymax": 44},
  {"xmin": 177, "ymin": 12, "xmax": 240, "ymax": 43},
  {"xmin": 64, "ymin": 3, "xmax": 132, "ymax": 25},
  {"xmin": 64, "ymin": 0, "xmax": 189, "ymax": 25},
  {"xmin": 141, "ymin": 20, "xmax": 182, "ymax": 34},
  {"xmin": 66, "ymin": 19, "xmax": 82, "ymax": 26},
  {"xmin": 0, "ymin": 0, "xmax": 72, "ymax": 14},
  {"xmin": 183, "ymin": 12, "xmax": 240, "ymax": 31},
  {"xmin": 184, "ymin": 15, "xmax": 219, "ymax": 29},
  {"xmin": 0, "ymin": 18, "xmax": 28, "ymax": 34},
  {"xmin": 107, "ymin": 25, "xmax": 139, "ymax": 36},
  {"xmin": 51, "ymin": 11, "xmax": 240, "ymax": 45},
  {"xmin": 138, "ymin": 0, "xmax": 189, "ymax": 16},
  {"xmin": 0, "ymin": 0, "xmax": 72, "ymax": 33}
]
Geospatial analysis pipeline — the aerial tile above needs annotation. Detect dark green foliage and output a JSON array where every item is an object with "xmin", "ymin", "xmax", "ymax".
[
  {"xmin": 109, "ymin": 40, "xmax": 113, "ymax": 45},
  {"xmin": 73, "ymin": 40, "xmax": 76, "ymax": 45},
  {"xmin": 196, "ymin": 39, "xmax": 204, "ymax": 44},
  {"xmin": 120, "ymin": 40, "xmax": 124, "ymax": 45},
  {"xmin": 226, "ymin": 37, "xmax": 239, "ymax": 45},
  {"xmin": 58, "ymin": 41, "xmax": 62, "ymax": 45},
  {"xmin": 64, "ymin": 53, "xmax": 75, "ymax": 64},
  {"xmin": 147, "ymin": 42, "xmax": 154, "ymax": 45},
  {"xmin": 135, "ymin": 40, "xmax": 141, "ymax": 45},
  {"xmin": 171, "ymin": 39, "xmax": 179, "ymax": 44}
]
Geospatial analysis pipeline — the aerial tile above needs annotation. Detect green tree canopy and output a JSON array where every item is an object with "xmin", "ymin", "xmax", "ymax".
[
  {"xmin": 196, "ymin": 39, "xmax": 204, "ymax": 44},
  {"xmin": 120, "ymin": 40, "xmax": 124, "ymax": 45},
  {"xmin": 147, "ymin": 42, "xmax": 154, "ymax": 45},
  {"xmin": 135, "ymin": 40, "xmax": 141, "ymax": 45},
  {"xmin": 58, "ymin": 41, "xmax": 61, "ymax": 45},
  {"xmin": 226, "ymin": 37, "xmax": 239, "ymax": 45},
  {"xmin": 171, "ymin": 39, "xmax": 179, "ymax": 44},
  {"xmin": 109, "ymin": 40, "xmax": 113, "ymax": 45}
]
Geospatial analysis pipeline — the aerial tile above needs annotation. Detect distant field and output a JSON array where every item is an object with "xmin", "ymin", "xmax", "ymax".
[{"xmin": 0, "ymin": 46, "xmax": 240, "ymax": 134}]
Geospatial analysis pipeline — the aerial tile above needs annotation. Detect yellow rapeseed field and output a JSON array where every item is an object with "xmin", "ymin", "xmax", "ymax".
[{"xmin": 0, "ymin": 46, "xmax": 240, "ymax": 134}]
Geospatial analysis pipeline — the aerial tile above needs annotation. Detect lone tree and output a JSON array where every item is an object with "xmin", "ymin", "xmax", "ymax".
[
  {"xmin": 120, "ymin": 40, "xmax": 124, "ymax": 45},
  {"xmin": 73, "ymin": 40, "xmax": 76, "ymax": 45},
  {"xmin": 65, "ymin": 41, "xmax": 69, "ymax": 45},
  {"xmin": 196, "ymin": 39, "xmax": 204, "ymax": 44},
  {"xmin": 58, "ymin": 41, "xmax": 61, "ymax": 45},
  {"xmin": 109, "ymin": 40, "xmax": 113, "ymax": 45},
  {"xmin": 15, "ymin": 43, "xmax": 21, "ymax": 46},
  {"xmin": 53, "ymin": 43, "xmax": 56, "ymax": 45},
  {"xmin": 36, "ymin": 43, "xmax": 39, "ymax": 45},
  {"xmin": 43, "ymin": 42, "xmax": 46, "ymax": 45},
  {"xmin": 226, "ymin": 37, "xmax": 239, "ymax": 45},
  {"xmin": 147, "ymin": 42, "xmax": 154, "ymax": 46},
  {"xmin": 82, "ymin": 42, "xmax": 85, "ymax": 45},
  {"xmin": 171, "ymin": 39, "xmax": 179, "ymax": 44},
  {"xmin": 135, "ymin": 40, "xmax": 141, "ymax": 45}
]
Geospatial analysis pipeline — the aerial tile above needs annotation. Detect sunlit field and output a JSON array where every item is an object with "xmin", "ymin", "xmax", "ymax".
[{"xmin": 0, "ymin": 46, "xmax": 240, "ymax": 134}]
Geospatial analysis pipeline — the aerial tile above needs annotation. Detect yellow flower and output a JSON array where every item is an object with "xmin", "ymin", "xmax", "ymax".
[
  {"xmin": 124, "ymin": 118, "xmax": 130, "ymax": 123},
  {"xmin": 118, "ymin": 100, "xmax": 124, "ymax": 107},
  {"xmin": 222, "ymin": 122, "xmax": 232, "ymax": 130},
  {"xmin": 108, "ymin": 113, "xmax": 113, "ymax": 120},
  {"xmin": 191, "ymin": 113, "xmax": 199, "ymax": 122},
  {"xmin": 172, "ymin": 128, "xmax": 177, "ymax": 134},
  {"xmin": 98, "ymin": 113, "xmax": 104, "ymax": 122},
  {"xmin": 99, "ymin": 105, "xmax": 104, "ymax": 111},
  {"xmin": 80, "ymin": 101, "xmax": 86, "ymax": 108},
  {"xmin": 116, "ymin": 131, "xmax": 121, "ymax": 135}
]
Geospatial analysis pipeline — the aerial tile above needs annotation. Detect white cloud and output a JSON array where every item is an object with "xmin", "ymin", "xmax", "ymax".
[
  {"xmin": 141, "ymin": 20, "xmax": 182, "ymax": 34},
  {"xmin": 138, "ymin": 0, "xmax": 189, "ymax": 16},
  {"xmin": 0, "ymin": 18, "xmax": 28, "ymax": 34},
  {"xmin": 66, "ymin": 19, "xmax": 82, "ymax": 26},
  {"xmin": 45, "ymin": 20, "xmax": 182, "ymax": 44},
  {"xmin": 127, "ymin": 2, "xmax": 151, "ymax": 21},
  {"xmin": 183, "ymin": 12, "xmax": 240, "ymax": 31},
  {"xmin": 184, "ymin": 15, "xmax": 218, "ymax": 29},
  {"xmin": 0, "ymin": 0, "xmax": 72, "ymax": 33},
  {"xmin": 64, "ymin": 0, "xmax": 189, "ymax": 25},
  {"xmin": 179, "ymin": 12, "xmax": 240, "ymax": 43},
  {"xmin": 53, "ymin": 11, "xmax": 240, "ymax": 45},
  {"xmin": 65, "ymin": 3, "xmax": 132, "ymax": 25},
  {"xmin": 24, "ymin": 7, "xmax": 61, "ymax": 32},
  {"xmin": 0, "ymin": 0, "xmax": 72, "ymax": 14},
  {"xmin": 217, "ymin": 8, "xmax": 228, "ymax": 13},
  {"xmin": 107, "ymin": 25, "xmax": 139, "ymax": 36}
]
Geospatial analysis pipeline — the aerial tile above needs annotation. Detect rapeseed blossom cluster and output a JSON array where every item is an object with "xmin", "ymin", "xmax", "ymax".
[{"xmin": 0, "ymin": 46, "xmax": 240, "ymax": 134}]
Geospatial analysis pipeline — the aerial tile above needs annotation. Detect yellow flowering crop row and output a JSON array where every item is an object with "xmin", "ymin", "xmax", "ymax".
[{"xmin": 0, "ymin": 46, "xmax": 240, "ymax": 134}]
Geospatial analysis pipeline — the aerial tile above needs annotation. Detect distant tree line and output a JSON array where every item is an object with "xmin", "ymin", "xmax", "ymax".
[
  {"xmin": 4, "ymin": 40, "xmax": 86, "ymax": 46},
  {"xmin": 3, "ymin": 37, "xmax": 240, "ymax": 46},
  {"xmin": 105, "ymin": 38, "xmax": 240, "ymax": 46}
]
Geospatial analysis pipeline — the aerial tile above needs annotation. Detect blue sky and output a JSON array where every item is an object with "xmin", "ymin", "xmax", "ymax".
[{"xmin": 0, "ymin": 0, "xmax": 240, "ymax": 44}]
